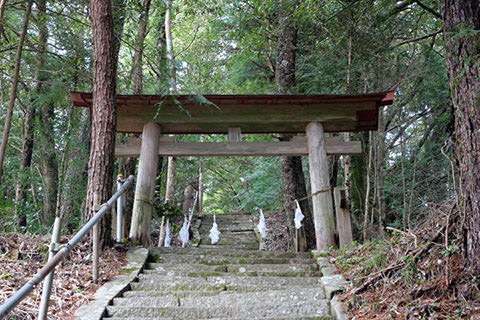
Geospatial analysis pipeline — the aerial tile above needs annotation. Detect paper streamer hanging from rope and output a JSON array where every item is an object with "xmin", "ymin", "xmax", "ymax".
[
  {"xmin": 164, "ymin": 219, "xmax": 171, "ymax": 247},
  {"xmin": 257, "ymin": 208, "xmax": 267, "ymax": 238},
  {"xmin": 209, "ymin": 215, "xmax": 221, "ymax": 244},
  {"xmin": 294, "ymin": 200, "xmax": 305, "ymax": 229},
  {"xmin": 179, "ymin": 216, "xmax": 189, "ymax": 247},
  {"xmin": 179, "ymin": 191, "xmax": 199, "ymax": 248}
]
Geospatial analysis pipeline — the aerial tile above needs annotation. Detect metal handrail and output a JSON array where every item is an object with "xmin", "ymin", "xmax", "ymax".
[{"xmin": 0, "ymin": 175, "xmax": 134, "ymax": 319}]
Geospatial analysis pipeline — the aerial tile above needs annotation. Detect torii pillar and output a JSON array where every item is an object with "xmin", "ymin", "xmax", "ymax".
[
  {"xmin": 129, "ymin": 122, "xmax": 161, "ymax": 244},
  {"xmin": 306, "ymin": 122, "xmax": 336, "ymax": 251}
]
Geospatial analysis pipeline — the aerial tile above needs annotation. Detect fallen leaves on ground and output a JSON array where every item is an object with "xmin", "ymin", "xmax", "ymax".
[
  {"xmin": 332, "ymin": 201, "xmax": 480, "ymax": 319},
  {"xmin": 0, "ymin": 233, "xmax": 127, "ymax": 319}
]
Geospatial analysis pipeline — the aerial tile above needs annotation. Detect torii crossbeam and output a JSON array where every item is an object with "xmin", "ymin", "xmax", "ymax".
[{"xmin": 71, "ymin": 91, "xmax": 394, "ymax": 250}]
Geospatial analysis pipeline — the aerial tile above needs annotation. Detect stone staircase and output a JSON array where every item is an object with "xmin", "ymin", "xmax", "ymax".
[
  {"xmin": 81, "ymin": 214, "xmax": 346, "ymax": 320},
  {"xmin": 195, "ymin": 214, "xmax": 259, "ymax": 250}
]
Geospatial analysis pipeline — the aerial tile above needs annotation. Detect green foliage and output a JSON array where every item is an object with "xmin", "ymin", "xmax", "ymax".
[{"xmin": 0, "ymin": 0, "xmax": 454, "ymax": 243}]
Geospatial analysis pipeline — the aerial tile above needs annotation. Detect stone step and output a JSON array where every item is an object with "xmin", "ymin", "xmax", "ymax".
[
  {"xmin": 198, "ymin": 233, "xmax": 257, "ymax": 239},
  {"xmin": 149, "ymin": 247, "xmax": 312, "ymax": 259},
  {"xmin": 198, "ymin": 240, "xmax": 258, "ymax": 246},
  {"xmin": 106, "ymin": 298, "xmax": 330, "ymax": 318},
  {"xmin": 145, "ymin": 263, "xmax": 319, "ymax": 277},
  {"xmin": 150, "ymin": 254, "xmax": 316, "ymax": 265},
  {"xmin": 132, "ymin": 274, "xmax": 325, "ymax": 291},
  {"xmin": 114, "ymin": 287, "xmax": 326, "ymax": 307},
  {"xmin": 197, "ymin": 244, "xmax": 259, "ymax": 250},
  {"xmin": 108, "ymin": 318, "xmax": 331, "ymax": 320},
  {"xmin": 199, "ymin": 223, "xmax": 253, "ymax": 227}
]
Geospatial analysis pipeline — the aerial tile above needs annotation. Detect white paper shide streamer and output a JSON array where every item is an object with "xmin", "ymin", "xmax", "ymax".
[
  {"xmin": 179, "ymin": 216, "xmax": 190, "ymax": 247},
  {"xmin": 209, "ymin": 215, "xmax": 221, "ymax": 244},
  {"xmin": 294, "ymin": 200, "xmax": 305, "ymax": 229},
  {"xmin": 164, "ymin": 219, "xmax": 171, "ymax": 247},
  {"xmin": 257, "ymin": 208, "xmax": 267, "ymax": 238}
]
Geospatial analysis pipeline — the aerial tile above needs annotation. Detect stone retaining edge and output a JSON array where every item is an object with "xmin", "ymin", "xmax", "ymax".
[
  {"xmin": 312, "ymin": 250, "xmax": 349, "ymax": 320},
  {"xmin": 74, "ymin": 246, "xmax": 149, "ymax": 320}
]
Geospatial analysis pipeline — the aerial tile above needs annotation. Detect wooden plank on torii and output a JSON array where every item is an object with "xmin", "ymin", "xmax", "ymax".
[
  {"xmin": 70, "ymin": 92, "xmax": 394, "ymax": 134},
  {"xmin": 114, "ymin": 136, "xmax": 362, "ymax": 157}
]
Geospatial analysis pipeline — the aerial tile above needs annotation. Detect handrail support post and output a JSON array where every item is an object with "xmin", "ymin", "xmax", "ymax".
[{"xmin": 38, "ymin": 215, "xmax": 62, "ymax": 320}]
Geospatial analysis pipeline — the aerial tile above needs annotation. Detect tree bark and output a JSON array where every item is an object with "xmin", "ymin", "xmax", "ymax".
[
  {"xmin": 165, "ymin": 156, "xmax": 177, "ymax": 203},
  {"xmin": 15, "ymin": 98, "xmax": 35, "ymax": 228},
  {"xmin": 60, "ymin": 109, "xmax": 90, "ymax": 231},
  {"xmin": 375, "ymin": 107, "xmax": 386, "ymax": 237},
  {"xmin": 164, "ymin": 0, "xmax": 178, "ymax": 208},
  {"xmin": 35, "ymin": 0, "xmax": 58, "ymax": 226},
  {"xmin": 156, "ymin": 5, "xmax": 168, "ymax": 91},
  {"xmin": 132, "ymin": 0, "xmax": 152, "ymax": 94},
  {"xmin": 165, "ymin": 0, "xmax": 177, "ymax": 93},
  {"xmin": 85, "ymin": 0, "xmax": 119, "ymax": 248},
  {"xmin": 0, "ymin": 0, "xmax": 33, "ymax": 184},
  {"xmin": 275, "ymin": 0, "xmax": 314, "ymax": 251},
  {"xmin": 444, "ymin": 0, "xmax": 480, "ymax": 277},
  {"xmin": 0, "ymin": 0, "xmax": 8, "ymax": 41},
  {"xmin": 123, "ymin": 0, "xmax": 153, "ymax": 239}
]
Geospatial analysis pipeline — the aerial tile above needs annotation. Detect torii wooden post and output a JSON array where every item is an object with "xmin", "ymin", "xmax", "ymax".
[
  {"xmin": 306, "ymin": 122, "xmax": 336, "ymax": 251},
  {"xmin": 129, "ymin": 122, "xmax": 161, "ymax": 244}
]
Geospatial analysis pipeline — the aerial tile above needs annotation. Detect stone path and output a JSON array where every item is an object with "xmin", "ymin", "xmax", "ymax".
[{"xmin": 76, "ymin": 214, "xmax": 347, "ymax": 320}]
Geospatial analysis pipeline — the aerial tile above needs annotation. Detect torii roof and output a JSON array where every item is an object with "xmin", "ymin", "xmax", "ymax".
[{"xmin": 70, "ymin": 91, "xmax": 394, "ymax": 134}]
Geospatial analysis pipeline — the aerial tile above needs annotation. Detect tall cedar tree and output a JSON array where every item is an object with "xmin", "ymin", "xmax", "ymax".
[
  {"xmin": 276, "ymin": 0, "xmax": 315, "ymax": 251},
  {"xmin": 444, "ymin": 0, "xmax": 480, "ymax": 277},
  {"xmin": 85, "ymin": 0, "xmax": 118, "ymax": 247},
  {"xmin": 36, "ymin": 0, "xmax": 58, "ymax": 226}
]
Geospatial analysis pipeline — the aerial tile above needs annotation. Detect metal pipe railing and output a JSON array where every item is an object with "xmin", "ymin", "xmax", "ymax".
[{"xmin": 0, "ymin": 175, "xmax": 134, "ymax": 319}]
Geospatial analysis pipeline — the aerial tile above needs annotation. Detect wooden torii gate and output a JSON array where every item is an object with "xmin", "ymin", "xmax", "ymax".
[{"xmin": 71, "ymin": 91, "xmax": 394, "ymax": 251}]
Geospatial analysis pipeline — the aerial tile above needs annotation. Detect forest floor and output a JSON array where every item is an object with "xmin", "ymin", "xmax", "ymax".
[
  {"xmin": 331, "ymin": 201, "xmax": 480, "ymax": 319},
  {"xmin": 0, "ymin": 233, "xmax": 127, "ymax": 320},
  {"xmin": 3, "ymin": 207, "xmax": 479, "ymax": 319}
]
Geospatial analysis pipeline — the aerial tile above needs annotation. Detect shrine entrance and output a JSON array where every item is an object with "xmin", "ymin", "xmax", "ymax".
[{"xmin": 71, "ymin": 91, "xmax": 394, "ymax": 251}]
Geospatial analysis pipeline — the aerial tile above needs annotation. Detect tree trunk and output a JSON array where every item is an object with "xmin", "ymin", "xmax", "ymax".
[
  {"xmin": 132, "ymin": 0, "xmax": 152, "ymax": 94},
  {"xmin": 375, "ymin": 107, "xmax": 386, "ymax": 237},
  {"xmin": 60, "ymin": 109, "xmax": 90, "ymax": 231},
  {"xmin": 164, "ymin": 0, "xmax": 178, "ymax": 208},
  {"xmin": 165, "ymin": 156, "xmax": 177, "ymax": 203},
  {"xmin": 123, "ymin": 0, "xmax": 154, "ymax": 239},
  {"xmin": 156, "ymin": 5, "xmax": 168, "ymax": 91},
  {"xmin": 15, "ymin": 99, "xmax": 35, "ymax": 228},
  {"xmin": 35, "ymin": 0, "xmax": 58, "ymax": 226},
  {"xmin": 122, "ymin": 157, "xmax": 136, "ymax": 237},
  {"xmin": 0, "ymin": 0, "xmax": 8, "ymax": 41},
  {"xmin": 0, "ymin": 0, "xmax": 33, "ymax": 184},
  {"xmin": 182, "ymin": 182, "xmax": 195, "ymax": 215},
  {"xmin": 444, "ymin": 0, "xmax": 480, "ymax": 277},
  {"xmin": 363, "ymin": 131, "xmax": 373, "ymax": 241},
  {"xmin": 165, "ymin": 0, "xmax": 177, "ymax": 93},
  {"xmin": 275, "ymin": 0, "xmax": 313, "ymax": 251},
  {"xmin": 85, "ymin": 0, "xmax": 118, "ymax": 248}
]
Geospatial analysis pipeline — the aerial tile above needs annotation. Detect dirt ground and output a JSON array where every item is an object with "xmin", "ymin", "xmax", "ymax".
[{"xmin": 0, "ymin": 233, "xmax": 127, "ymax": 319}]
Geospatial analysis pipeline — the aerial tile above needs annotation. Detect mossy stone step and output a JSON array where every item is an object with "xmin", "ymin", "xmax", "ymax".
[
  {"xmin": 150, "ymin": 254, "xmax": 316, "ymax": 265},
  {"xmin": 106, "ymin": 299, "xmax": 331, "ymax": 318},
  {"xmin": 112, "ymin": 287, "xmax": 326, "ymax": 309},
  {"xmin": 109, "ymin": 318, "xmax": 331, "ymax": 320},
  {"xmin": 197, "ymin": 244, "xmax": 259, "ymax": 250},
  {"xmin": 133, "ymin": 274, "xmax": 325, "ymax": 291},
  {"xmin": 145, "ymin": 262, "xmax": 319, "ymax": 277},
  {"xmin": 150, "ymin": 247, "xmax": 312, "ymax": 258}
]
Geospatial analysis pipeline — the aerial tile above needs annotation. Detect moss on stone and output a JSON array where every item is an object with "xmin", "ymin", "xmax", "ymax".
[
  {"xmin": 187, "ymin": 272, "xmax": 223, "ymax": 278},
  {"xmin": 119, "ymin": 267, "xmax": 137, "ymax": 274}
]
